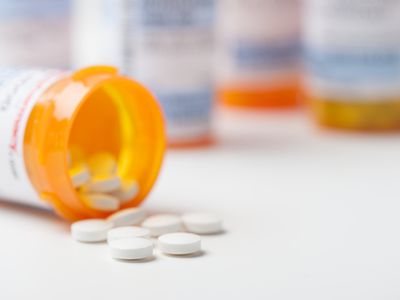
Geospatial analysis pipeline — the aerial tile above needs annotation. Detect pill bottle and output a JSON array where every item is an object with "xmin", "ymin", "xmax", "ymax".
[
  {"xmin": 216, "ymin": 0, "xmax": 301, "ymax": 108},
  {"xmin": 72, "ymin": 0, "xmax": 216, "ymax": 147},
  {"xmin": 303, "ymin": 0, "xmax": 400, "ymax": 131},
  {"xmin": 0, "ymin": 0, "xmax": 71, "ymax": 68},
  {"xmin": 0, "ymin": 66, "xmax": 165, "ymax": 221},
  {"xmin": 127, "ymin": 0, "xmax": 216, "ymax": 146},
  {"xmin": 71, "ymin": 0, "xmax": 124, "ymax": 69}
]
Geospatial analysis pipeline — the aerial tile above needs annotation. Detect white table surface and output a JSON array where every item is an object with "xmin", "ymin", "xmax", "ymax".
[{"xmin": 1, "ymin": 109, "xmax": 400, "ymax": 300}]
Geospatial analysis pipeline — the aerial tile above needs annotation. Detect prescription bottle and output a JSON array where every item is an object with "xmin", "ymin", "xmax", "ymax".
[
  {"xmin": 303, "ymin": 0, "xmax": 400, "ymax": 131},
  {"xmin": 0, "ymin": 0, "xmax": 71, "ymax": 68},
  {"xmin": 216, "ymin": 0, "xmax": 301, "ymax": 108},
  {"xmin": 72, "ymin": 0, "xmax": 216, "ymax": 147},
  {"xmin": 0, "ymin": 66, "xmax": 165, "ymax": 221}
]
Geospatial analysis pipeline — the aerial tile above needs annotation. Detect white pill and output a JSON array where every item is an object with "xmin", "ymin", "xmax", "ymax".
[
  {"xmin": 71, "ymin": 219, "xmax": 113, "ymax": 243},
  {"xmin": 142, "ymin": 214, "xmax": 183, "ymax": 237},
  {"xmin": 81, "ymin": 193, "xmax": 120, "ymax": 211},
  {"xmin": 112, "ymin": 180, "xmax": 140, "ymax": 203},
  {"xmin": 181, "ymin": 213, "xmax": 223, "ymax": 234},
  {"xmin": 82, "ymin": 176, "xmax": 121, "ymax": 193},
  {"xmin": 158, "ymin": 232, "xmax": 201, "ymax": 255},
  {"xmin": 109, "ymin": 237, "xmax": 154, "ymax": 260},
  {"xmin": 107, "ymin": 207, "xmax": 146, "ymax": 227},
  {"xmin": 107, "ymin": 226, "xmax": 150, "ymax": 243},
  {"xmin": 69, "ymin": 163, "xmax": 90, "ymax": 188}
]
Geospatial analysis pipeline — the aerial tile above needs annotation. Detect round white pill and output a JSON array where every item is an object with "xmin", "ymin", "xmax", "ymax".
[
  {"xmin": 142, "ymin": 214, "xmax": 183, "ymax": 237},
  {"xmin": 181, "ymin": 213, "xmax": 223, "ymax": 234},
  {"xmin": 109, "ymin": 237, "xmax": 154, "ymax": 260},
  {"xmin": 71, "ymin": 219, "xmax": 113, "ymax": 243},
  {"xmin": 107, "ymin": 226, "xmax": 150, "ymax": 243},
  {"xmin": 107, "ymin": 207, "xmax": 146, "ymax": 227},
  {"xmin": 158, "ymin": 232, "xmax": 201, "ymax": 255}
]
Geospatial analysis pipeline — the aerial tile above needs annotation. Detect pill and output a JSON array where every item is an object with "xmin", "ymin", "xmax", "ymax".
[
  {"xmin": 68, "ymin": 162, "xmax": 90, "ymax": 188},
  {"xmin": 107, "ymin": 226, "xmax": 150, "ymax": 243},
  {"xmin": 107, "ymin": 207, "xmax": 146, "ymax": 227},
  {"xmin": 158, "ymin": 232, "xmax": 201, "ymax": 255},
  {"xmin": 112, "ymin": 180, "xmax": 140, "ymax": 203},
  {"xmin": 181, "ymin": 213, "xmax": 223, "ymax": 234},
  {"xmin": 81, "ymin": 193, "xmax": 120, "ymax": 211},
  {"xmin": 109, "ymin": 237, "xmax": 154, "ymax": 260},
  {"xmin": 71, "ymin": 219, "xmax": 113, "ymax": 243},
  {"xmin": 87, "ymin": 152, "xmax": 118, "ymax": 177},
  {"xmin": 82, "ymin": 176, "xmax": 121, "ymax": 193},
  {"xmin": 142, "ymin": 214, "xmax": 183, "ymax": 237}
]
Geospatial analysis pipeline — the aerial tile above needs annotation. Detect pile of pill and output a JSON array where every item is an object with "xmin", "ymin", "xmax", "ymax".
[
  {"xmin": 71, "ymin": 208, "xmax": 223, "ymax": 260},
  {"xmin": 68, "ymin": 146, "xmax": 139, "ymax": 211}
]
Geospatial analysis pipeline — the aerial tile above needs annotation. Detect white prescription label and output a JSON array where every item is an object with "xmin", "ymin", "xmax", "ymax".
[
  {"xmin": 0, "ymin": 69, "xmax": 63, "ymax": 208},
  {"xmin": 217, "ymin": 0, "xmax": 301, "ymax": 88},
  {"xmin": 125, "ymin": 0, "xmax": 215, "ymax": 142},
  {"xmin": 303, "ymin": 0, "xmax": 400, "ymax": 100}
]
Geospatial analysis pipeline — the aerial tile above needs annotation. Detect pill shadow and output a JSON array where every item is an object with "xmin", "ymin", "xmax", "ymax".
[
  {"xmin": 113, "ymin": 255, "xmax": 158, "ymax": 264},
  {"xmin": 160, "ymin": 250, "xmax": 207, "ymax": 259}
]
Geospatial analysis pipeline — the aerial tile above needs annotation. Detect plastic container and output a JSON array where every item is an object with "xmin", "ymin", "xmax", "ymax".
[
  {"xmin": 0, "ymin": 66, "xmax": 165, "ymax": 221},
  {"xmin": 0, "ymin": 0, "xmax": 71, "ymax": 68},
  {"xmin": 216, "ymin": 0, "xmax": 301, "ymax": 108},
  {"xmin": 72, "ymin": 0, "xmax": 215, "ymax": 147},
  {"xmin": 303, "ymin": 0, "xmax": 400, "ymax": 131}
]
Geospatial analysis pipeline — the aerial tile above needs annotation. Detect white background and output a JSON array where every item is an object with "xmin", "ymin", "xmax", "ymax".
[{"xmin": 1, "ymin": 110, "xmax": 400, "ymax": 300}]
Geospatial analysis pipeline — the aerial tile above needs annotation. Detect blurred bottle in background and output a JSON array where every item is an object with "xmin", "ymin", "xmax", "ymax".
[
  {"xmin": 0, "ymin": 0, "xmax": 71, "ymax": 69},
  {"xmin": 72, "ymin": 0, "xmax": 216, "ymax": 147},
  {"xmin": 71, "ymin": 0, "xmax": 124, "ymax": 69},
  {"xmin": 216, "ymin": 0, "xmax": 301, "ymax": 108},
  {"xmin": 304, "ymin": 0, "xmax": 400, "ymax": 131},
  {"xmin": 126, "ymin": 0, "xmax": 215, "ymax": 147}
]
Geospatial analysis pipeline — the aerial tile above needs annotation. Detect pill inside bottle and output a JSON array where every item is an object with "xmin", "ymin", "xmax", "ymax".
[{"xmin": 0, "ymin": 66, "xmax": 165, "ymax": 221}]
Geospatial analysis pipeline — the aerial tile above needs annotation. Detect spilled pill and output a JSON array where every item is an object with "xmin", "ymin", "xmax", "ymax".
[
  {"xmin": 109, "ymin": 237, "xmax": 154, "ymax": 260},
  {"xmin": 107, "ymin": 226, "xmax": 151, "ymax": 243},
  {"xmin": 158, "ymin": 232, "xmax": 201, "ymax": 255},
  {"xmin": 107, "ymin": 207, "xmax": 146, "ymax": 227},
  {"xmin": 142, "ymin": 214, "xmax": 183, "ymax": 237},
  {"xmin": 71, "ymin": 219, "xmax": 113, "ymax": 243},
  {"xmin": 182, "ymin": 213, "xmax": 223, "ymax": 234}
]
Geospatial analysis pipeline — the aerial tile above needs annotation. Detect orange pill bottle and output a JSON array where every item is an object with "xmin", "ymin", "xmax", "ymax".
[
  {"xmin": 0, "ymin": 66, "xmax": 165, "ymax": 221},
  {"xmin": 216, "ymin": 0, "xmax": 301, "ymax": 108}
]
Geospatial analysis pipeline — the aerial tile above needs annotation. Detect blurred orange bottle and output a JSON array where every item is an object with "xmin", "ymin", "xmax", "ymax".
[
  {"xmin": 216, "ymin": 0, "xmax": 301, "ymax": 108},
  {"xmin": 0, "ymin": 66, "xmax": 165, "ymax": 221}
]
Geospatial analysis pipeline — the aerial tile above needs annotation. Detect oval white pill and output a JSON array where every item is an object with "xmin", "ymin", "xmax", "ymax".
[
  {"xmin": 107, "ymin": 207, "xmax": 146, "ymax": 227},
  {"xmin": 181, "ymin": 213, "xmax": 223, "ymax": 234},
  {"xmin": 142, "ymin": 214, "xmax": 183, "ymax": 237},
  {"xmin": 112, "ymin": 180, "xmax": 140, "ymax": 203},
  {"xmin": 71, "ymin": 219, "xmax": 113, "ymax": 243},
  {"xmin": 158, "ymin": 233, "xmax": 201, "ymax": 255},
  {"xmin": 81, "ymin": 193, "xmax": 120, "ymax": 211},
  {"xmin": 83, "ymin": 176, "xmax": 121, "ymax": 193},
  {"xmin": 107, "ymin": 226, "xmax": 150, "ymax": 243},
  {"xmin": 109, "ymin": 237, "xmax": 154, "ymax": 260},
  {"xmin": 69, "ymin": 163, "xmax": 90, "ymax": 188}
]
